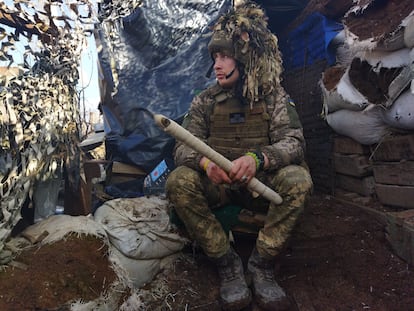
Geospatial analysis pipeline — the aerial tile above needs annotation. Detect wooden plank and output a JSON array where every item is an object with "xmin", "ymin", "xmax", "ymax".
[
  {"xmin": 372, "ymin": 134, "xmax": 414, "ymax": 161},
  {"xmin": 112, "ymin": 161, "xmax": 146, "ymax": 176},
  {"xmin": 386, "ymin": 209, "xmax": 414, "ymax": 265},
  {"xmin": 333, "ymin": 153, "xmax": 372, "ymax": 177},
  {"xmin": 376, "ymin": 184, "xmax": 414, "ymax": 209},
  {"xmin": 333, "ymin": 136, "xmax": 371, "ymax": 154},
  {"xmin": 336, "ymin": 174, "xmax": 376, "ymax": 196},
  {"xmin": 373, "ymin": 161, "xmax": 414, "ymax": 186},
  {"xmin": 405, "ymin": 217, "xmax": 414, "ymax": 265},
  {"xmin": 83, "ymin": 160, "xmax": 111, "ymax": 182},
  {"xmin": 332, "ymin": 195, "xmax": 387, "ymax": 225}
]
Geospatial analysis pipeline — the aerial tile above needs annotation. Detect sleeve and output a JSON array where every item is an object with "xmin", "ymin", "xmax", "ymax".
[
  {"xmin": 261, "ymin": 86, "xmax": 306, "ymax": 172},
  {"xmin": 173, "ymin": 93, "xmax": 211, "ymax": 171}
]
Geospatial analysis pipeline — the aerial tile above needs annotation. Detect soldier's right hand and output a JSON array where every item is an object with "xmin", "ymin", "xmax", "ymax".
[{"xmin": 203, "ymin": 158, "xmax": 232, "ymax": 185}]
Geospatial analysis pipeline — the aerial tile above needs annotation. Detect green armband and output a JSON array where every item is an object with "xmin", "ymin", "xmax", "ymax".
[{"xmin": 245, "ymin": 150, "xmax": 264, "ymax": 171}]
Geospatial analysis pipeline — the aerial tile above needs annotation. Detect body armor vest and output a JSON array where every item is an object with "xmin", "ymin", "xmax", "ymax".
[{"xmin": 208, "ymin": 94, "xmax": 270, "ymax": 160}]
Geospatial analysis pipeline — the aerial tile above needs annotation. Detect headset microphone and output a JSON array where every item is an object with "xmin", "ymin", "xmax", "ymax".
[{"xmin": 225, "ymin": 67, "xmax": 236, "ymax": 79}]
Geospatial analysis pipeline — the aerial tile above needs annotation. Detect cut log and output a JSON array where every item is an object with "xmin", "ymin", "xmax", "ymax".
[
  {"xmin": 372, "ymin": 134, "xmax": 414, "ymax": 161},
  {"xmin": 333, "ymin": 153, "xmax": 372, "ymax": 177},
  {"xmin": 376, "ymin": 184, "xmax": 414, "ymax": 209},
  {"xmin": 333, "ymin": 136, "xmax": 371, "ymax": 154},
  {"xmin": 373, "ymin": 161, "xmax": 414, "ymax": 186},
  {"xmin": 336, "ymin": 174, "xmax": 375, "ymax": 196},
  {"xmin": 386, "ymin": 209, "xmax": 414, "ymax": 265}
]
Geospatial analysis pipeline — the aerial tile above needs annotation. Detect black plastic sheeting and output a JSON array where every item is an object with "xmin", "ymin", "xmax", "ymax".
[{"xmin": 97, "ymin": 0, "xmax": 231, "ymax": 173}]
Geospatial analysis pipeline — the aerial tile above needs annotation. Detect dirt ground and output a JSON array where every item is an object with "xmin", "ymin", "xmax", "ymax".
[{"xmin": 0, "ymin": 193, "xmax": 413, "ymax": 311}]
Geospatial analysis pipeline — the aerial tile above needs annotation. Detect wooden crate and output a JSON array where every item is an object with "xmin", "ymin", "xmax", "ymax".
[
  {"xmin": 333, "ymin": 153, "xmax": 372, "ymax": 177},
  {"xmin": 335, "ymin": 174, "xmax": 376, "ymax": 196},
  {"xmin": 386, "ymin": 209, "xmax": 414, "ymax": 265},
  {"xmin": 373, "ymin": 161, "xmax": 414, "ymax": 186},
  {"xmin": 333, "ymin": 136, "xmax": 371, "ymax": 155},
  {"xmin": 372, "ymin": 134, "xmax": 414, "ymax": 161},
  {"xmin": 376, "ymin": 184, "xmax": 414, "ymax": 209}
]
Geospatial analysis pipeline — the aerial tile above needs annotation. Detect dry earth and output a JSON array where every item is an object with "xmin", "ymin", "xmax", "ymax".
[{"xmin": 0, "ymin": 193, "xmax": 413, "ymax": 310}]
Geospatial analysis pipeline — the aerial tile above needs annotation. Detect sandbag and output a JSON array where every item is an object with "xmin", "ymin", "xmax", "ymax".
[
  {"xmin": 22, "ymin": 215, "xmax": 107, "ymax": 244},
  {"xmin": 381, "ymin": 89, "xmax": 414, "ymax": 130},
  {"xmin": 343, "ymin": 0, "xmax": 414, "ymax": 51},
  {"xmin": 331, "ymin": 30, "xmax": 355, "ymax": 66},
  {"xmin": 348, "ymin": 49, "xmax": 414, "ymax": 107},
  {"xmin": 21, "ymin": 215, "xmax": 127, "ymax": 310},
  {"xmin": 321, "ymin": 66, "xmax": 368, "ymax": 115},
  {"xmin": 94, "ymin": 196, "xmax": 188, "ymax": 260},
  {"xmin": 21, "ymin": 212, "xmax": 185, "ymax": 311},
  {"xmin": 403, "ymin": 14, "xmax": 414, "ymax": 48},
  {"xmin": 109, "ymin": 246, "xmax": 179, "ymax": 289},
  {"xmin": 326, "ymin": 106, "xmax": 390, "ymax": 145},
  {"xmin": 376, "ymin": 27, "xmax": 405, "ymax": 51}
]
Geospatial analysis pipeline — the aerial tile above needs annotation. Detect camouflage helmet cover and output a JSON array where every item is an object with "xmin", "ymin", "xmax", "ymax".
[
  {"xmin": 208, "ymin": 1, "xmax": 283, "ymax": 107},
  {"xmin": 207, "ymin": 30, "xmax": 235, "ymax": 59}
]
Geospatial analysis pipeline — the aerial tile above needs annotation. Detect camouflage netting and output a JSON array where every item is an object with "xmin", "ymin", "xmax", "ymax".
[{"xmin": 0, "ymin": 0, "xmax": 98, "ymax": 255}]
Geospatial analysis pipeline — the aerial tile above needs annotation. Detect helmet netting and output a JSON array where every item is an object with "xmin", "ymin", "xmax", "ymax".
[{"xmin": 210, "ymin": 1, "xmax": 283, "ymax": 108}]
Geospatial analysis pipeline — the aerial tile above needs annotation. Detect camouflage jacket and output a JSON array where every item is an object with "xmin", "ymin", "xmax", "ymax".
[{"xmin": 173, "ymin": 82, "xmax": 306, "ymax": 172}]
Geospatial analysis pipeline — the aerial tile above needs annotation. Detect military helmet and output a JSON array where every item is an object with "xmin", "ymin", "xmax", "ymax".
[
  {"xmin": 207, "ymin": 30, "xmax": 235, "ymax": 59},
  {"xmin": 208, "ymin": 1, "xmax": 283, "ymax": 107}
]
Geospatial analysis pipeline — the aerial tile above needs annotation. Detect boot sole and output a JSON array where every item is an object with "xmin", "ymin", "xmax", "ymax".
[{"xmin": 222, "ymin": 292, "xmax": 252, "ymax": 311}]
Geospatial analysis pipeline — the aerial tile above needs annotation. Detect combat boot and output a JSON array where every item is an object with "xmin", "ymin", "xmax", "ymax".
[
  {"xmin": 247, "ymin": 247, "xmax": 291, "ymax": 310},
  {"xmin": 212, "ymin": 247, "xmax": 251, "ymax": 310}
]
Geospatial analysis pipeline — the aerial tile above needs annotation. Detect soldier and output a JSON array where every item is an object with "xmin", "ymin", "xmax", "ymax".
[{"xmin": 165, "ymin": 2, "xmax": 313, "ymax": 310}]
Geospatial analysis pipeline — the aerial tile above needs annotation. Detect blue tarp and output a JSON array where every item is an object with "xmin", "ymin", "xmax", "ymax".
[
  {"xmin": 97, "ymin": 2, "xmax": 334, "ymax": 174},
  {"xmin": 279, "ymin": 12, "xmax": 343, "ymax": 70},
  {"xmin": 97, "ymin": 0, "xmax": 231, "ymax": 173}
]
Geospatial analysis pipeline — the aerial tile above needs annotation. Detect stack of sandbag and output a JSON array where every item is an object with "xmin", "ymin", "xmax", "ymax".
[
  {"xmin": 18, "ymin": 196, "xmax": 189, "ymax": 310},
  {"xmin": 321, "ymin": 1, "xmax": 414, "ymax": 145},
  {"xmin": 93, "ymin": 196, "xmax": 189, "ymax": 288}
]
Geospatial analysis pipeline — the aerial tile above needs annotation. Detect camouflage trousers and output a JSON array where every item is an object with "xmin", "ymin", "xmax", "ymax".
[{"xmin": 165, "ymin": 165, "xmax": 313, "ymax": 259}]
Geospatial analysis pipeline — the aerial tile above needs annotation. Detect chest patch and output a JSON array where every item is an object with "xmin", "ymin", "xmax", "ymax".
[{"xmin": 229, "ymin": 112, "xmax": 246, "ymax": 124}]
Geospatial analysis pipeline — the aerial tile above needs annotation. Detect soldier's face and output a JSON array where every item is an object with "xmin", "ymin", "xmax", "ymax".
[{"xmin": 213, "ymin": 52, "xmax": 239, "ymax": 88}]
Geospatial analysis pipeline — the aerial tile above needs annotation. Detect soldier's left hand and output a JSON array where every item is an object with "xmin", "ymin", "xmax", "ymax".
[{"xmin": 229, "ymin": 155, "xmax": 257, "ymax": 184}]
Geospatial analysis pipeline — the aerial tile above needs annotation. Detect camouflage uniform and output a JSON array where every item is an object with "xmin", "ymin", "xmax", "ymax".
[{"xmin": 166, "ymin": 82, "xmax": 313, "ymax": 260}]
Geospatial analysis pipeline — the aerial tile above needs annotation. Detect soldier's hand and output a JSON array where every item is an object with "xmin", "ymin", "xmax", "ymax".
[
  {"xmin": 201, "ymin": 157, "xmax": 232, "ymax": 185},
  {"xmin": 208, "ymin": 162, "xmax": 232, "ymax": 184},
  {"xmin": 229, "ymin": 155, "xmax": 257, "ymax": 184}
]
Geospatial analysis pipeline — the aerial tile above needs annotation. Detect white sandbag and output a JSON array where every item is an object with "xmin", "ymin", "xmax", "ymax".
[
  {"xmin": 350, "ymin": 49, "xmax": 414, "ymax": 107},
  {"xmin": 326, "ymin": 106, "xmax": 390, "ymax": 145},
  {"xmin": 109, "ymin": 246, "xmax": 179, "ymax": 289},
  {"xmin": 343, "ymin": 26, "xmax": 377, "ymax": 52},
  {"xmin": 21, "ymin": 215, "xmax": 130, "ymax": 311},
  {"xmin": 22, "ymin": 214, "xmax": 108, "ymax": 244},
  {"xmin": 330, "ymin": 30, "xmax": 356, "ymax": 66},
  {"xmin": 381, "ymin": 89, "xmax": 414, "ymax": 129},
  {"xmin": 356, "ymin": 48, "xmax": 412, "ymax": 70},
  {"xmin": 321, "ymin": 65, "xmax": 369, "ymax": 115},
  {"xmin": 21, "ymin": 210, "xmax": 181, "ymax": 311},
  {"xmin": 403, "ymin": 13, "xmax": 414, "ymax": 48},
  {"xmin": 375, "ymin": 27, "xmax": 405, "ymax": 51},
  {"xmin": 94, "ymin": 196, "xmax": 188, "ymax": 260},
  {"xmin": 344, "ymin": 5, "xmax": 413, "ymax": 52},
  {"xmin": 335, "ymin": 67, "xmax": 369, "ymax": 107}
]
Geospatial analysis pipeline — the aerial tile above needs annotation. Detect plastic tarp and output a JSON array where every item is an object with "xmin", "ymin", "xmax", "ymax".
[
  {"xmin": 97, "ymin": 0, "xmax": 230, "ymax": 173},
  {"xmin": 279, "ymin": 12, "xmax": 343, "ymax": 70}
]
